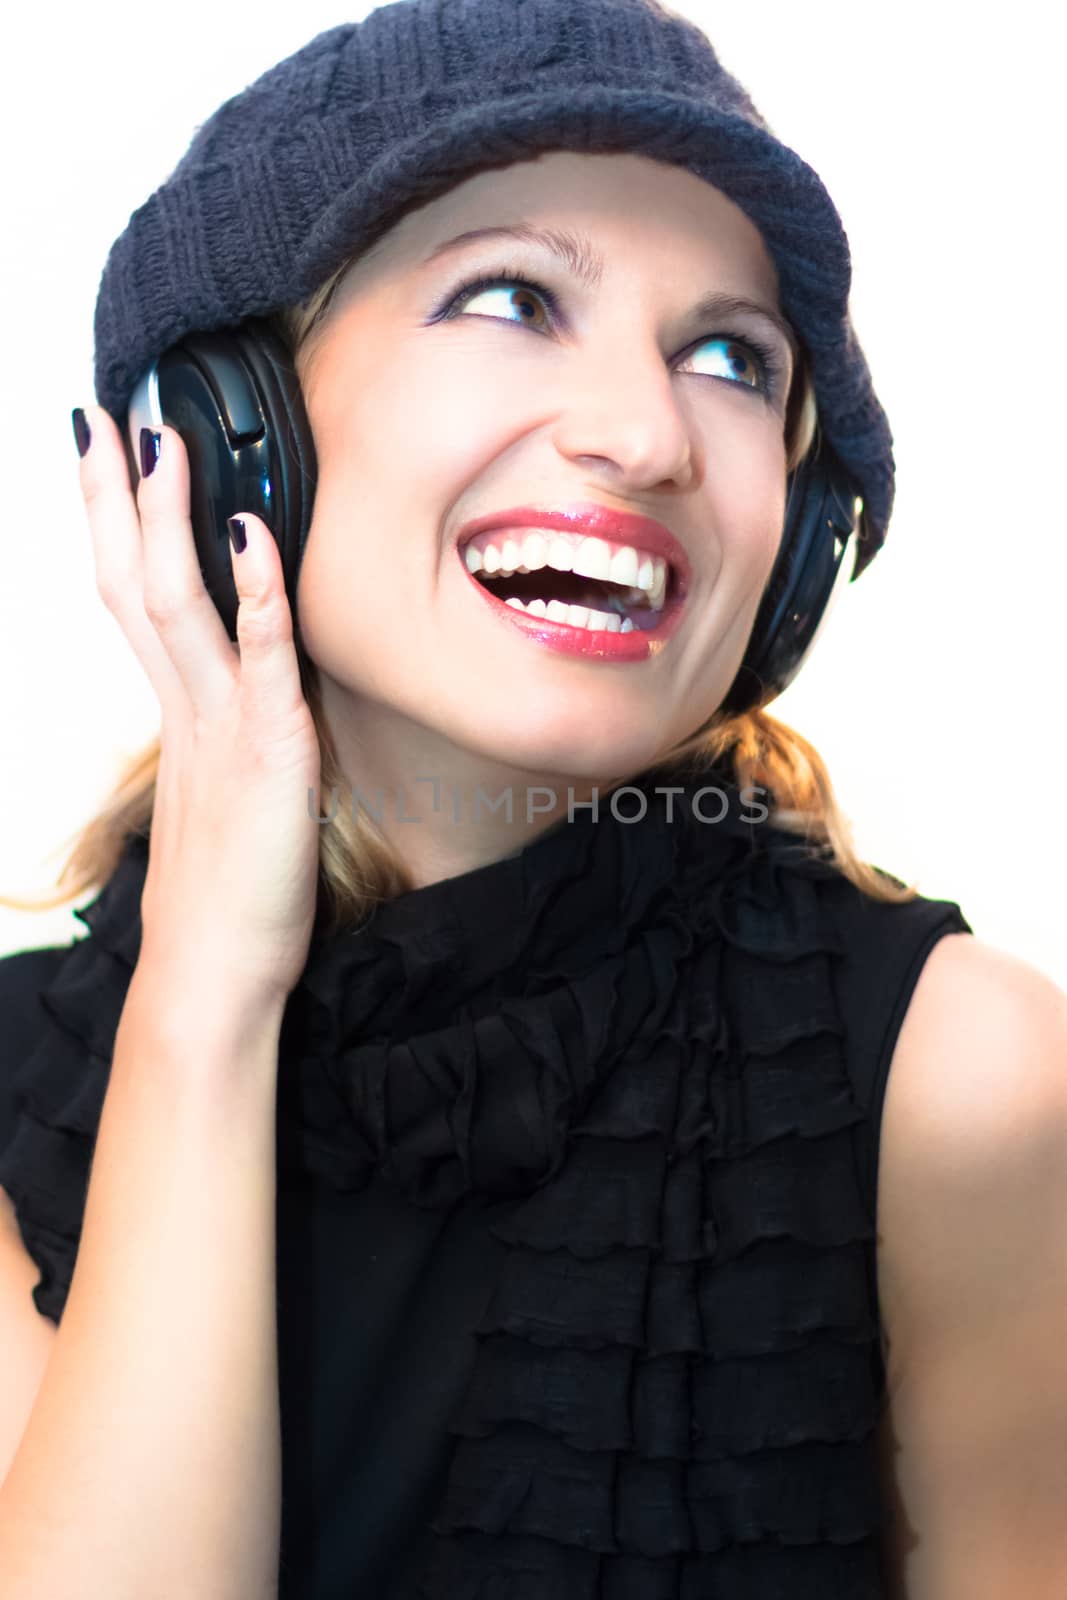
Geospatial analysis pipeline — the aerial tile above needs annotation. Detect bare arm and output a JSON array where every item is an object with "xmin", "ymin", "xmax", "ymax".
[
  {"xmin": 0, "ymin": 961, "xmax": 285, "ymax": 1599},
  {"xmin": 876, "ymin": 934, "xmax": 1067, "ymax": 1598},
  {"xmin": 0, "ymin": 378, "xmax": 320, "ymax": 1590}
]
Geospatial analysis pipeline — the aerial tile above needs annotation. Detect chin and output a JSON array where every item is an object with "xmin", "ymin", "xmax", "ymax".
[{"xmin": 454, "ymin": 714, "xmax": 676, "ymax": 789}]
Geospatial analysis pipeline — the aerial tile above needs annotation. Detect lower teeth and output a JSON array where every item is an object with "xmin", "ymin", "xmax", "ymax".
[{"xmin": 501, "ymin": 596, "xmax": 649, "ymax": 634}]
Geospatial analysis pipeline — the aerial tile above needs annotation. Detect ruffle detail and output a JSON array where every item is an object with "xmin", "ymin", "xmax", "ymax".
[
  {"xmin": 0, "ymin": 763, "xmax": 891, "ymax": 1594},
  {"xmin": 402, "ymin": 804, "xmax": 887, "ymax": 1596}
]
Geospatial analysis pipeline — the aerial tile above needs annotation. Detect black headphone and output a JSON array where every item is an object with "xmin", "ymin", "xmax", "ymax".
[{"xmin": 124, "ymin": 315, "xmax": 867, "ymax": 718}]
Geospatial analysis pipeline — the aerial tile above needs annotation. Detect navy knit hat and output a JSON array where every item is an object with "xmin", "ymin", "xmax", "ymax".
[{"xmin": 93, "ymin": 0, "xmax": 894, "ymax": 574}]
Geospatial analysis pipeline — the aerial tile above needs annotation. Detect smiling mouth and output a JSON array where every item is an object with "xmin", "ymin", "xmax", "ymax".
[{"xmin": 471, "ymin": 564, "xmax": 680, "ymax": 632}]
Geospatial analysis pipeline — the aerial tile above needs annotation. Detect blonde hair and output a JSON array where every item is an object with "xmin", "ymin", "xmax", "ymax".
[{"xmin": 3, "ymin": 249, "xmax": 916, "ymax": 933}]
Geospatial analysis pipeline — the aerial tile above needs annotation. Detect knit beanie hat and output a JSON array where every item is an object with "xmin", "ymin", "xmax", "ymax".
[{"xmin": 92, "ymin": 0, "xmax": 894, "ymax": 576}]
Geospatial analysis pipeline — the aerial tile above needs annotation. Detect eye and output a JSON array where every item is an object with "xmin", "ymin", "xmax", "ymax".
[
  {"xmin": 440, "ymin": 270, "xmax": 556, "ymax": 332},
  {"xmin": 436, "ymin": 268, "xmax": 785, "ymax": 398},
  {"xmin": 680, "ymin": 333, "xmax": 783, "ymax": 396}
]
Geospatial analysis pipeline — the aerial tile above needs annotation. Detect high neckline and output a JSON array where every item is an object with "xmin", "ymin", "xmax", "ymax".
[
  {"xmin": 3, "ymin": 756, "xmax": 826, "ymax": 1224},
  {"xmin": 264, "ymin": 758, "xmax": 820, "ymax": 1209},
  {"xmin": 294, "ymin": 758, "xmax": 777, "ymax": 1045}
]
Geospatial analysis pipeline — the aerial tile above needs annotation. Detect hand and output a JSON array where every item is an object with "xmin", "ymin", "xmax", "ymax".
[{"xmin": 76, "ymin": 406, "xmax": 323, "ymax": 1008}]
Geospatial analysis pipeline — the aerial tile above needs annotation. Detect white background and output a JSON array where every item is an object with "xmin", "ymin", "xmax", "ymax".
[{"xmin": 1, "ymin": 2, "xmax": 1063, "ymax": 987}]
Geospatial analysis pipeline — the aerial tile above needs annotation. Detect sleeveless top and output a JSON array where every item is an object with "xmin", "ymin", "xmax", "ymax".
[{"xmin": 0, "ymin": 764, "xmax": 972, "ymax": 1598}]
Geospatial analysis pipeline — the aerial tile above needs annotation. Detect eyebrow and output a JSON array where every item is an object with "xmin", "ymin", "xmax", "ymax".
[{"xmin": 422, "ymin": 223, "xmax": 799, "ymax": 364}]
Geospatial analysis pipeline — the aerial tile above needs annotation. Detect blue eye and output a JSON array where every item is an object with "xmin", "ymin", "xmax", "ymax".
[{"xmin": 435, "ymin": 267, "xmax": 786, "ymax": 399}]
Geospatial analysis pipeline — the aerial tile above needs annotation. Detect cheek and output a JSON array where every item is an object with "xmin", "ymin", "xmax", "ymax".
[
  {"xmin": 314, "ymin": 345, "xmax": 519, "ymax": 515},
  {"xmin": 293, "ymin": 372, "xmax": 499, "ymax": 665},
  {"xmin": 386, "ymin": 344, "xmax": 538, "ymax": 481},
  {"xmin": 710, "ymin": 435, "xmax": 788, "ymax": 587}
]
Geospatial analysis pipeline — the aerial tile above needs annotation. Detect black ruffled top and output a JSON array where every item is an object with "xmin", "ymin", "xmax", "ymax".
[{"xmin": 0, "ymin": 762, "xmax": 973, "ymax": 1598}]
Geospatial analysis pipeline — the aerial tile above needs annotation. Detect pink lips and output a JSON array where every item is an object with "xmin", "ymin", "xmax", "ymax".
[{"xmin": 455, "ymin": 502, "xmax": 692, "ymax": 663}]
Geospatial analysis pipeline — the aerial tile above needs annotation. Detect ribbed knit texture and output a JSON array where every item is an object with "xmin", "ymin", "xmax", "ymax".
[{"xmin": 92, "ymin": 0, "xmax": 895, "ymax": 575}]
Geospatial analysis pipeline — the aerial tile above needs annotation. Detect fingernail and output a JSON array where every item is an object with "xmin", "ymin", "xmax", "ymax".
[
  {"xmin": 227, "ymin": 516, "xmax": 247, "ymax": 554},
  {"xmin": 71, "ymin": 407, "xmax": 92, "ymax": 459},
  {"xmin": 139, "ymin": 427, "xmax": 161, "ymax": 479}
]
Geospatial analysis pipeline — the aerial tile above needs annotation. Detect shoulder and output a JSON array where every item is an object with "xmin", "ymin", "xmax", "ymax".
[
  {"xmin": 0, "ymin": 941, "xmax": 74, "ymax": 988},
  {"xmin": 878, "ymin": 932, "xmax": 1067, "ymax": 1359},
  {"xmin": 881, "ymin": 932, "xmax": 1067, "ymax": 1216},
  {"xmin": 0, "ymin": 943, "xmax": 75, "ymax": 1145},
  {"xmin": 0, "ymin": 943, "xmax": 74, "ymax": 1041},
  {"xmin": 875, "ymin": 933, "xmax": 1067, "ymax": 1592}
]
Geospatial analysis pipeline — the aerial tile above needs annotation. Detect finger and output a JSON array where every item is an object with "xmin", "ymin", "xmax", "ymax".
[
  {"xmin": 77, "ymin": 403, "xmax": 187, "ymax": 718},
  {"xmin": 136, "ymin": 422, "xmax": 241, "ymax": 721},
  {"xmin": 226, "ymin": 514, "xmax": 310, "ymax": 733}
]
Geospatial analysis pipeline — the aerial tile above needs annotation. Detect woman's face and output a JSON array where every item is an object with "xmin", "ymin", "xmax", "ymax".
[{"xmin": 295, "ymin": 150, "xmax": 795, "ymax": 829}]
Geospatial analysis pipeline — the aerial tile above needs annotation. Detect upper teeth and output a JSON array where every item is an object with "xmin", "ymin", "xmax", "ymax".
[{"xmin": 463, "ymin": 529, "xmax": 669, "ymax": 608}]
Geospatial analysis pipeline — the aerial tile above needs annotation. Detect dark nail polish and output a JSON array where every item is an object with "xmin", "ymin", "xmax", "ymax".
[
  {"xmin": 139, "ymin": 427, "xmax": 161, "ymax": 479},
  {"xmin": 71, "ymin": 407, "xmax": 91, "ymax": 459},
  {"xmin": 227, "ymin": 516, "xmax": 247, "ymax": 554}
]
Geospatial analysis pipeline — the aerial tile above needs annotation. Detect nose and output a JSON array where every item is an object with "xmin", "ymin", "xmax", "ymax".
[{"xmin": 550, "ymin": 342, "xmax": 698, "ymax": 494}]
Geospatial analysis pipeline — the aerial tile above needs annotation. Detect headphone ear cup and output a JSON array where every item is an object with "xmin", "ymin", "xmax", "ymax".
[
  {"xmin": 124, "ymin": 318, "xmax": 318, "ymax": 643},
  {"xmin": 716, "ymin": 446, "xmax": 862, "ymax": 720},
  {"xmin": 229, "ymin": 318, "xmax": 318, "ymax": 622}
]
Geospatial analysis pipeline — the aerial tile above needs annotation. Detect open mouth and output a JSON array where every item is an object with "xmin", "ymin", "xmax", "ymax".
[
  {"xmin": 473, "ymin": 567, "xmax": 677, "ymax": 632},
  {"xmin": 460, "ymin": 532, "xmax": 684, "ymax": 635}
]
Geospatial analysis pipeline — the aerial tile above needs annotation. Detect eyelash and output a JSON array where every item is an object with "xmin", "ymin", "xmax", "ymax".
[{"xmin": 433, "ymin": 265, "xmax": 787, "ymax": 399}]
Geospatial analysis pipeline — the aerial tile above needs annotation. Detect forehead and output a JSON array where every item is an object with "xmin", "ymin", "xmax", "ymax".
[{"xmin": 341, "ymin": 149, "xmax": 781, "ymax": 299}]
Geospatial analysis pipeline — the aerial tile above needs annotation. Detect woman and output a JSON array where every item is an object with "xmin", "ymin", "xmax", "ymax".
[{"xmin": 1, "ymin": 1, "xmax": 1065, "ymax": 1596}]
